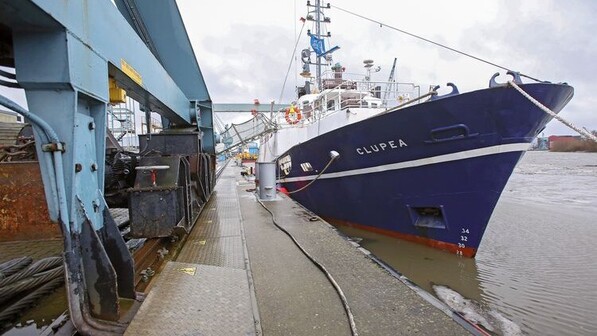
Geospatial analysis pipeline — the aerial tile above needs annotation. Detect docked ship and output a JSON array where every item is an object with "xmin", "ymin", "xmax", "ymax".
[{"xmin": 259, "ymin": 1, "xmax": 574, "ymax": 257}]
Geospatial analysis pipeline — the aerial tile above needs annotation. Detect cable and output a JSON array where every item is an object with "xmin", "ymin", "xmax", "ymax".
[
  {"xmin": 256, "ymin": 198, "xmax": 359, "ymax": 336},
  {"xmin": 278, "ymin": 17, "xmax": 308, "ymax": 104},
  {"xmin": 287, "ymin": 154, "xmax": 338, "ymax": 194},
  {"xmin": 0, "ymin": 256, "xmax": 62, "ymax": 288},
  {"xmin": 0, "ymin": 276, "xmax": 64, "ymax": 326},
  {"xmin": 0, "ymin": 257, "xmax": 32, "ymax": 279},
  {"xmin": 331, "ymin": 5, "xmax": 545, "ymax": 83},
  {"xmin": 0, "ymin": 79, "xmax": 21, "ymax": 88},
  {"xmin": 0, "ymin": 69, "xmax": 17, "ymax": 80},
  {"xmin": 0, "ymin": 266, "xmax": 64, "ymax": 305}
]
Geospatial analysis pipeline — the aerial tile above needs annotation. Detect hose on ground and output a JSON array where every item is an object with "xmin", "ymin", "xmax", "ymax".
[
  {"xmin": 256, "ymin": 198, "xmax": 359, "ymax": 336},
  {"xmin": 0, "ymin": 256, "xmax": 62, "ymax": 288}
]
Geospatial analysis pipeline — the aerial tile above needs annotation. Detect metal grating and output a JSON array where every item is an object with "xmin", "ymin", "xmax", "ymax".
[
  {"xmin": 127, "ymin": 165, "xmax": 258, "ymax": 335},
  {"xmin": 124, "ymin": 262, "xmax": 256, "ymax": 336},
  {"xmin": 109, "ymin": 208, "xmax": 129, "ymax": 227},
  {"xmin": 175, "ymin": 169, "xmax": 245, "ymax": 269},
  {"xmin": 191, "ymin": 217, "xmax": 242, "ymax": 239},
  {"xmin": 176, "ymin": 236, "xmax": 245, "ymax": 269}
]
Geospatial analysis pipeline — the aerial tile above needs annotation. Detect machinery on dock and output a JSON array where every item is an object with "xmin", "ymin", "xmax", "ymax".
[{"xmin": 0, "ymin": 0, "xmax": 215, "ymax": 333}]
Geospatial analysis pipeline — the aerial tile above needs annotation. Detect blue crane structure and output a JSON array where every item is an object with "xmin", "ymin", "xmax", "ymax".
[{"xmin": 0, "ymin": 0, "xmax": 214, "ymax": 333}]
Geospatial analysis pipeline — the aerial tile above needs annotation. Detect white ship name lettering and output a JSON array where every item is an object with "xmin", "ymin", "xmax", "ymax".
[{"xmin": 356, "ymin": 139, "xmax": 408, "ymax": 155}]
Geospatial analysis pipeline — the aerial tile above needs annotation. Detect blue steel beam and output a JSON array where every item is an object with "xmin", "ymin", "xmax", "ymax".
[
  {"xmin": 0, "ymin": 0, "xmax": 213, "ymax": 333},
  {"xmin": 11, "ymin": 0, "xmax": 197, "ymax": 125},
  {"xmin": 115, "ymin": 0, "xmax": 215, "ymax": 153},
  {"xmin": 115, "ymin": 0, "xmax": 210, "ymax": 102}
]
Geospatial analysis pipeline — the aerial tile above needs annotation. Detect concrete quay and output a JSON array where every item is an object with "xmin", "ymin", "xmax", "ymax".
[{"xmin": 125, "ymin": 164, "xmax": 476, "ymax": 335}]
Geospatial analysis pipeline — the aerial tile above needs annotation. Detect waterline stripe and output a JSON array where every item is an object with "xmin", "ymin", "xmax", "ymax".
[{"xmin": 279, "ymin": 143, "xmax": 530, "ymax": 183}]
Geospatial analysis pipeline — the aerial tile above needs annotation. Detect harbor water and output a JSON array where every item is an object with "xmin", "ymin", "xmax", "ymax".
[{"xmin": 338, "ymin": 151, "xmax": 597, "ymax": 336}]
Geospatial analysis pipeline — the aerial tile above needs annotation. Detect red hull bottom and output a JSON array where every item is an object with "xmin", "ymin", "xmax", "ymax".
[{"xmin": 323, "ymin": 217, "xmax": 477, "ymax": 258}]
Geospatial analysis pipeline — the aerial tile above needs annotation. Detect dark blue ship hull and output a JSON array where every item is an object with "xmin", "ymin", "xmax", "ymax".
[{"xmin": 277, "ymin": 83, "xmax": 574, "ymax": 257}]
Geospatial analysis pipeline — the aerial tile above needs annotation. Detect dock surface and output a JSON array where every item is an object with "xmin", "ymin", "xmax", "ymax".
[{"xmin": 126, "ymin": 164, "xmax": 471, "ymax": 335}]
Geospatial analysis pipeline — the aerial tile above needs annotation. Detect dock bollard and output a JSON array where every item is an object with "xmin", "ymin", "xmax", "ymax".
[{"xmin": 256, "ymin": 162, "xmax": 276, "ymax": 200}]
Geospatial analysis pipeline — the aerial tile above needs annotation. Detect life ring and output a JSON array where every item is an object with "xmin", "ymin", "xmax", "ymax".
[{"xmin": 285, "ymin": 106, "xmax": 302, "ymax": 124}]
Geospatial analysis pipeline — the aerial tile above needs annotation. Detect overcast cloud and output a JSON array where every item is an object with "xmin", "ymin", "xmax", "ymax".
[
  {"xmin": 179, "ymin": 0, "xmax": 596, "ymax": 135},
  {"xmin": 1, "ymin": 1, "xmax": 594, "ymax": 136}
]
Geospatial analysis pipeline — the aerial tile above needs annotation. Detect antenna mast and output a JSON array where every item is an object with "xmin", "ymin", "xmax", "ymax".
[
  {"xmin": 302, "ymin": 1, "xmax": 338, "ymax": 93},
  {"xmin": 315, "ymin": 0, "xmax": 322, "ymax": 90}
]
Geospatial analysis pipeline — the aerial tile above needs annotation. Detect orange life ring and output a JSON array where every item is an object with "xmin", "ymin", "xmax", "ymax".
[{"xmin": 285, "ymin": 106, "xmax": 302, "ymax": 124}]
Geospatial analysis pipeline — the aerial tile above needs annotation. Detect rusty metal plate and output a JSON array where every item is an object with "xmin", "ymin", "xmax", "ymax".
[{"xmin": 0, "ymin": 162, "xmax": 61, "ymax": 241}]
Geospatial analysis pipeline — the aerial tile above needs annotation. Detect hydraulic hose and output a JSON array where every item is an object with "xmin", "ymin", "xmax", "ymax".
[{"xmin": 256, "ymin": 198, "xmax": 359, "ymax": 336}]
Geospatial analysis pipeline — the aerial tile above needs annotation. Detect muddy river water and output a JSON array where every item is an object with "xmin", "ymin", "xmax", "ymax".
[{"xmin": 338, "ymin": 151, "xmax": 597, "ymax": 335}]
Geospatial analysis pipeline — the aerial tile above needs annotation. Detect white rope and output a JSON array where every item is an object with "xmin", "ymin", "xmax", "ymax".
[{"xmin": 508, "ymin": 81, "xmax": 597, "ymax": 143}]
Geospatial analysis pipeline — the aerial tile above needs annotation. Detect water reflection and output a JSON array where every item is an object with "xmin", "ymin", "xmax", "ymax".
[
  {"xmin": 337, "ymin": 152, "xmax": 597, "ymax": 336},
  {"xmin": 338, "ymin": 225, "xmax": 524, "ymax": 335},
  {"xmin": 339, "ymin": 225, "xmax": 484, "ymax": 301}
]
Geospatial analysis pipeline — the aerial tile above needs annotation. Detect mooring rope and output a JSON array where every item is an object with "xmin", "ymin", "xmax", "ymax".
[
  {"xmin": 508, "ymin": 81, "xmax": 597, "ymax": 143},
  {"xmin": 0, "ymin": 266, "xmax": 64, "ymax": 305}
]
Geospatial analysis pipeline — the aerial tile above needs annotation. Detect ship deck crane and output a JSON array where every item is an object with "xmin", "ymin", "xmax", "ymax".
[{"xmin": 0, "ymin": 0, "xmax": 214, "ymax": 334}]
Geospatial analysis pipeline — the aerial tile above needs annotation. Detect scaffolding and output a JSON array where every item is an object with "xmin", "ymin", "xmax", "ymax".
[{"xmin": 107, "ymin": 98, "xmax": 137, "ymax": 150}]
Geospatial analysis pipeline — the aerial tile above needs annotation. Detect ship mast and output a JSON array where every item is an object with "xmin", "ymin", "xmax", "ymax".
[
  {"xmin": 303, "ymin": 1, "xmax": 337, "ymax": 92},
  {"xmin": 315, "ymin": 0, "xmax": 322, "ymax": 90}
]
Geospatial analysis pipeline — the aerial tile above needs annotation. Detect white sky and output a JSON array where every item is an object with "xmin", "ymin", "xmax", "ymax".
[
  {"xmin": 1, "ymin": 0, "xmax": 595, "ymax": 136},
  {"xmin": 177, "ymin": 0, "xmax": 597, "ymax": 135}
]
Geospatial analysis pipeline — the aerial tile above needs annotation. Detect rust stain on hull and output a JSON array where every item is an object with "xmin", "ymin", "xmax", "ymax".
[{"xmin": 0, "ymin": 162, "xmax": 61, "ymax": 241}]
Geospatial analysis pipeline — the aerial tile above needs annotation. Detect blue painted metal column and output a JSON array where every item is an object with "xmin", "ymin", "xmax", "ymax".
[
  {"xmin": 12, "ymin": 29, "xmax": 134, "ymax": 334},
  {"xmin": 1, "ymin": 0, "xmax": 216, "ymax": 332}
]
